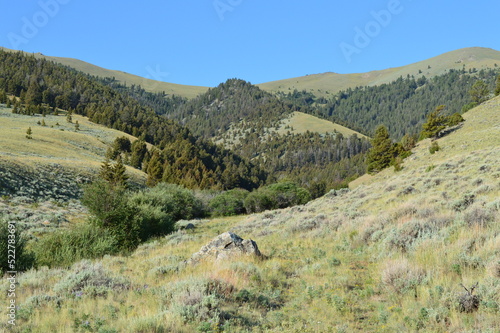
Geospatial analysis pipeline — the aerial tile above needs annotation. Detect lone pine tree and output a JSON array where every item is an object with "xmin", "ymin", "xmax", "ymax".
[{"xmin": 366, "ymin": 125, "xmax": 394, "ymax": 174}]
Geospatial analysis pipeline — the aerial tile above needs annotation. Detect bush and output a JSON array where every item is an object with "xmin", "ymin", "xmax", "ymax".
[
  {"xmin": 209, "ymin": 189, "xmax": 249, "ymax": 217},
  {"xmin": 0, "ymin": 220, "xmax": 35, "ymax": 274},
  {"xmin": 129, "ymin": 183, "xmax": 204, "ymax": 240},
  {"xmin": 81, "ymin": 180, "xmax": 140, "ymax": 251},
  {"xmin": 53, "ymin": 260, "xmax": 129, "ymax": 296},
  {"xmin": 31, "ymin": 223, "xmax": 119, "ymax": 268},
  {"xmin": 382, "ymin": 259, "xmax": 426, "ymax": 294},
  {"xmin": 244, "ymin": 182, "xmax": 311, "ymax": 214},
  {"xmin": 429, "ymin": 141, "xmax": 440, "ymax": 154}
]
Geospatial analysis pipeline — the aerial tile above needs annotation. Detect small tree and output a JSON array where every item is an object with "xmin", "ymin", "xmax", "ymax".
[
  {"xmin": 75, "ymin": 120, "xmax": 80, "ymax": 131},
  {"xmin": 66, "ymin": 109, "xmax": 73, "ymax": 123},
  {"xmin": 366, "ymin": 125, "xmax": 395, "ymax": 174},
  {"xmin": 26, "ymin": 127, "xmax": 33, "ymax": 139},
  {"xmin": 495, "ymin": 75, "xmax": 500, "ymax": 96},
  {"xmin": 469, "ymin": 80, "xmax": 490, "ymax": 104},
  {"xmin": 420, "ymin": 105, "xmax": 447, "ymax": 140}
]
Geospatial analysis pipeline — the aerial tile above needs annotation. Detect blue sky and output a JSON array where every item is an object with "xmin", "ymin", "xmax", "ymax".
[{"xmin": 1, "ymin": 0, "xmax": 499, "ymax": 87}]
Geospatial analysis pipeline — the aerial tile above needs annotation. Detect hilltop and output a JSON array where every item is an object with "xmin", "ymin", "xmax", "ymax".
[
  {"xmin": 3, "ymin": 47, "xmax": 499, "ymax": 101},
  {"xmin": 258, "ymin": 47, "xmax": 500, "ymax": 97},
  {"xmin": 0, "ymin": 47, "xmax": 208, "ymax": 99}
]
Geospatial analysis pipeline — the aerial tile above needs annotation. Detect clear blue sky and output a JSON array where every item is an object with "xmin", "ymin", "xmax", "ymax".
[{"xmin": 1, "ymin": 0, "xmax": 499, "ymax": 87}]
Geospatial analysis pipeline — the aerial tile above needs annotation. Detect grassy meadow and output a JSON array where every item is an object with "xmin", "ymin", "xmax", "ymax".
[{"xmin": 1, "ymin": 94, "xmax": 499, "ymax": 332}]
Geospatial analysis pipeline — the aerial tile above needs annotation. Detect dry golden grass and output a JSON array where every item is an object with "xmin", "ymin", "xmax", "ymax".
[
  {"xmin": 277, "ymin": 111, "xmax": 368, "ymax": 138},
  {"xmin": 0, "ymin": 106, "xmax": 146, "ymax": 182},
  {"xmin": 258, "ymin": 47, "xmax": 500, "ymax": 97}
]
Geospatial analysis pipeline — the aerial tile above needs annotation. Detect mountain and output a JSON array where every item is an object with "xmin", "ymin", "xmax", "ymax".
[
  {"xmin": 0, "ymin": 47, "xmax": 209, "ymax": 99},
  {"xmin": 0, "ymin": 49, "xmax": 267, "ymax": 191},
  {"xmin": 258, "ymin": 47, "xmax": 500, "ymax": 97},
  {"xmin": 10, "ymin": 95, "xmax": 500, "ymax": 332},
  {"xmin": 3, "ymin": 46, "xmax": 499, "ymax": 100},
  {"xmin": 163, "ymin": 79, "xmax": 371, "ymax": 191}
]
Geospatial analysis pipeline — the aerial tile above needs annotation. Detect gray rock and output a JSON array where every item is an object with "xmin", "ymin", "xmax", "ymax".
[{"xmin": 189, "ymin": 232, "xmax": 261, "ymax": 264}]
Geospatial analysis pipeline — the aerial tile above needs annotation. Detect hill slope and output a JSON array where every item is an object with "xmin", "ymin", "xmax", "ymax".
[
  {"xmin": 0, "ymin": 47, "xmax": 208, "ymax": 99},
  {"xmin": 0, "ymin": 105, "xmax": 147, "ymax": 200},
  {"xmin": 258, "ymin": 47, "xmax": 500, "ymax": 97},
  {"xmin": 5, "ymin": 96, "xmax": 498, "ymax": 332}
]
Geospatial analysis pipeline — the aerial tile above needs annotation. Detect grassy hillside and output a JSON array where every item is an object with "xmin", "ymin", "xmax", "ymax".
[
  {"xmin": 3, "ymin": 94, "xmax": 498, "ymax": 332},
  {"xmin": 277, "ymin": 111, "xmax": 368, "ymax": 138},
  {"xmin": 258, "ymin": 47, "xmax": 500, "ymax": 97},
  {"xmin": 0, "ymin": 47, "xmax": 208, "ymax": 99},
  {"xmin": 0, "ymin": 105, "xmax": 147, "ymax": 197}
]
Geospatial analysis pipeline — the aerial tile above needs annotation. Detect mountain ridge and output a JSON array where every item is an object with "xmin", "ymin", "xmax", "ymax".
[{"xmin": 2, "ymin": 46, "xmax": 499, "ymax": 99}]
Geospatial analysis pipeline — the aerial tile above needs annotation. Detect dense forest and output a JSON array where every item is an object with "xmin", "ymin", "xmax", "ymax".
[
  {"xmin": 0, "ymin": 50, "xmax": 266, "ymax": 190},
  {"xmin": 282, "ymin": 69, "xmax": 499, "ymax": 139}
]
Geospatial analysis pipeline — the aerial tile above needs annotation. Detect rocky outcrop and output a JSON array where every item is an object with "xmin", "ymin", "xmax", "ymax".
[{"xmin": 188, "ymin": 232, "xmax": 261, "ymax": 264}]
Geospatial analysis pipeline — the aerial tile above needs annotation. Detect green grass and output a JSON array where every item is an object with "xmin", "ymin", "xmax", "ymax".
[
  {"xmin": 258, "ymin": 47, "xmax": 500, "ymax": 97},
  {"xmin": 2, "ymin": 97, "xmax": 499, "ymax": 332}
]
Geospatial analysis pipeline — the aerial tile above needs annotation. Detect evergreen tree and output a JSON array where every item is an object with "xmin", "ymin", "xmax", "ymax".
[
  {"xmin": 130, "ymin": 140, "xmax": 148, "ymax": 169},
  {"xmin": 469, "ymin": 80, "xmax": 490, "ymax": 104},
  {"xmin": 495, "ymin": 75, "xmax": 500, "ymax": 96},
  {"xmin": 146, "ymin": 150, "xmax": 163, "ymax": 186},
  {"xmin": 66, "ymin": 109, "xmax": 72, "ymax": 123},
  {"xmin": 366, "ymin": 125, "xmax": 394, "ymax": 174},
  {"xmin": 26, "ymin": 127, "xmax": 32, "ymax": 139},
  {"xmin": 75, "ymin": 120, "xmax": 80, "ymax": 131},
  {"xmin": 420, "ymin": 105, "xmax": 447, "ymax": 140}
]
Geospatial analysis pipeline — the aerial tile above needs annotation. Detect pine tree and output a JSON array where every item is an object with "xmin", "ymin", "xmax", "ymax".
[
  {"xmin": 469, "ymin": 80, "xmax": 490, "ymax": 104},
  {"xmin": 66, "ymin": 109, "xmax": 73, "ymax": 123},
  {"xmin": 495, "ymin": 75, "xmax": 500, "ymax": 96},
  {"xmin": 366, "ymin": 125, "xmax": 394, "ymax": 174},
  {"xmin": 130, "ymin": 140, "xmax": 148, "ymax": 169},
  {"xmin": 75, "ymin": 120, "xmax": 80, "ymax": 131},
  {"xmin": 420, "ymin": 105, "xmax": 447, "ymax": 140},
  {"xmin": 26, "ymin": 127, "xmax": 32, "ymax": 139}
]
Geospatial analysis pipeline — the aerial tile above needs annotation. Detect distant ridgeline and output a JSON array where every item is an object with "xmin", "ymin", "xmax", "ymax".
[
  {"xmin": 0, "ymin": 50, "xmax": 266, "ymax": 191},
  {"xmin": 279, "ymin": 69, "xmax": 499, "ymax": 140}
]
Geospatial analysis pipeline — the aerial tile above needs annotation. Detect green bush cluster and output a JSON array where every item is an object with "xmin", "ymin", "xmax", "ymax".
[
  {"xmin": 30, "ymin": 223, "xmax": 118, "ymax": 268},
  {"xmin": 243, "ymin": 182, "xmax": 311, "ymax": 214},
  {"xmin": 0, "ymin": 220, "xmax": 35, "ymax": 274},
  {"xmin": 209, "ymin": 189, "xmax": 249, "ymax": 217}
]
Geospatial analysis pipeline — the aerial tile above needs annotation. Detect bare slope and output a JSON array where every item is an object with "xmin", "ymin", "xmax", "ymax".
[{"xmin": 258, "ymin": 47, "xmax": 500, "ymax": 97}]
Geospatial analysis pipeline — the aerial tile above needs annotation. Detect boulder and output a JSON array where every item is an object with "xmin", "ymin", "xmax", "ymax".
[{"xmin": 189, "ymin": 232, "xmax": 261, "ymax": 264}]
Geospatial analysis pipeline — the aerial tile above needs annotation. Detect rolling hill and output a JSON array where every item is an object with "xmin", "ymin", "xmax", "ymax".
[
  {"xmin": 3, "ymin": 46, "xmax": 499, "ymax": 101},
  {"xmin": 4, "ymin": 95, "xmax": 498, "ymax": 332},
  {"xmin": 0, "ymin": 105, "xmax": 147, "ymax": 200},
  {"xmin": 258, "ymin": 47, "xmax": 500, "ymax": 97},
  {"xmin": 0, "ymin": 47, "xmax": 208, "ymax": 99}
]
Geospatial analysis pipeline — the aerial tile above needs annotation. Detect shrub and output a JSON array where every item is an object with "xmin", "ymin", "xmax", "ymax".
[
  {"xmin": 244, "ymin": 182, "xmax": 311, "ymax": 214},
  {"xmin": 209, "ymin": 189, "xmax": 249, "ymax": 217},
  {"xmin": 381, "ymin": 259, "xmax": 426, "ymax": 294},
  {"xmin": 54, "ymin": 260, "xmax": 129, "ymax": 296},
  {"xmin": 463, "ymin": 205, "xmax": 495, "ymax": 228},
  {"xmin": 31, "ymin": 223, "xmax": 118, "ymax": 268},
  {"xmin": 81, "ymin": 180, "xmax": 140, "ymax": 251},
  {"xmin": 429, "ymin": 141, "xmax": 440, "ymax": 154},
  {"xmin": 129, "ymin": 183, "xmax": 204, "ymax": 240}
]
